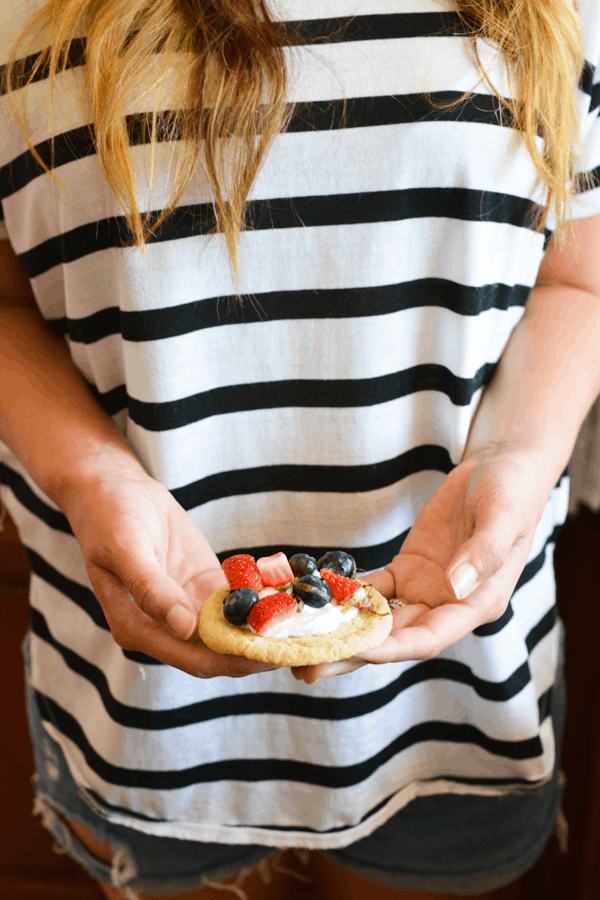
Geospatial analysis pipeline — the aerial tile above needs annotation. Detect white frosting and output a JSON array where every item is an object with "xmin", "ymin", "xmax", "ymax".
[
  {"xmin": 241, "ymin": 597, "xmax": 360, "ymax": 638},
  {"xmin": 263, "ymin": 601, "xmax": 359, "ymax": 638}
]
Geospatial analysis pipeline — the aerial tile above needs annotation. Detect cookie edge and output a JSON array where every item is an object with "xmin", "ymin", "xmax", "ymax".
[{"xmin": 197, "ymin": 581, "xmax": 393, "ymax": 666}]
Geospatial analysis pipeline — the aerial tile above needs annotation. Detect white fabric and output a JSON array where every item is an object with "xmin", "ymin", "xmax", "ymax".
[{"xmin": 1, "ymin": 0, "xmax": 600, "ymax": 849}]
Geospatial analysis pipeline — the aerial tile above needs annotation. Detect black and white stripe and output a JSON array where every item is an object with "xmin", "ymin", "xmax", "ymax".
[{"xmin": 1, "ymin": 0, "xmax": 600, "ymax": 848}]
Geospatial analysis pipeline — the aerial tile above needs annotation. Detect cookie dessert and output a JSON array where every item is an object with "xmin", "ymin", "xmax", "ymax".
[{"xmin": 197, "ymin": 550, "xmax": 393, "ymax": 666}]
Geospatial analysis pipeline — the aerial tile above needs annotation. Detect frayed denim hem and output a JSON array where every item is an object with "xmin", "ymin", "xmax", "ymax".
[{"xmin": 32, "ymin": 791, "xmax": 313, "ymax": 898}]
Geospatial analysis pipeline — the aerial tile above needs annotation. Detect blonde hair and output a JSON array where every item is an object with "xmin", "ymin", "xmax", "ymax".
[
  {"xmin": 444, "ymin": 0, "xmax": 595, "ymax": 243},
  {"xmin": 1, "ymin": 0, "xmax": 594, "ymax": 293}
]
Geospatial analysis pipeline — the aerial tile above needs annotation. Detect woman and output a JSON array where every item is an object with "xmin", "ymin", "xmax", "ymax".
[{"xmin": 1, "ymin": 0, "xmax": 599, "ymax": 897}]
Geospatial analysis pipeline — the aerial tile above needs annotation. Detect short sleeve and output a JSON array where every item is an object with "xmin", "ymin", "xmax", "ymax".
[{"xmin": 546, "ymin": 0, "xmax": 600, "ymax": 228}]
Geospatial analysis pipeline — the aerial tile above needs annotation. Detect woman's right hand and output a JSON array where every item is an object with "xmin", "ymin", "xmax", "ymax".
[{"xmin": 59, "ymin": 448, "xmax": 281, "ymax": 679}]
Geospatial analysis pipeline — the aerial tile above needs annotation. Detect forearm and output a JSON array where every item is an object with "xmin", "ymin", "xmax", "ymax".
[
  {"xmin": 0, "ymin": 306, "xmax": 145, "ymax": 512},
  {"xmin": 463, "ymin": 282, "xmax": 600, "ymax": 485}
]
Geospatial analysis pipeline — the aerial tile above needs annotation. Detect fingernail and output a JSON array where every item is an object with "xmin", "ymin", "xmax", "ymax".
[
  {"xmin": 450, "ymin": 563, "xmax": 478, "ymax": 599},
  {"xmin": 166, "ymin": 605, "xmax": 196, "ymax": 639}
]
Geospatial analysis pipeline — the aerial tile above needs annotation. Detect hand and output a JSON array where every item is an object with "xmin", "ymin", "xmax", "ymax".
[
  {"xmin": 61, "ymin": 452, "xmax": 281, "ymax": 679},
  {"xmin": 292, "ymin": 448, "xmax": 553, "ymax": 685}
]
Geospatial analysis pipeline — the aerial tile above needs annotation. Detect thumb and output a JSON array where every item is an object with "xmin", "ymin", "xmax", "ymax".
[
  {"xmin": 132, "ymin": 564, "xmax": 227, "ymax": 640},
  {"xmin": 97, "ymin": 541, "xmax": 225, "ymax": 640},
  {"xmin": 129, "ymin": 568, "xmax": 204, "ymax": 641},
  {"xmin": 128, "ymin": 565, "xmax": 201, "ymax": 640},
  {"xmin": 445, "ymin": 501, "xmax": 518, "ymax": 600}
]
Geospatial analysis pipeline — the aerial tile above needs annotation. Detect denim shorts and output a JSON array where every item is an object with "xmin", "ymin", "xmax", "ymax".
[{"xmin": 23, "ymin": 624, "xmax": 567, "ymax": 898}]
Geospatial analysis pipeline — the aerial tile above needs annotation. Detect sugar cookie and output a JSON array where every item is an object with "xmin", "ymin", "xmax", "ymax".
[{"xmin": 197, "ymin": 551, "xmax": 393, "ymax": 666}]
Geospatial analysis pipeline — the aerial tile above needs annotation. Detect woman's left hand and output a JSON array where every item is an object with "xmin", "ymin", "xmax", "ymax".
[{"xmin": 291, "ymin": 447, "xmax": 556, "ymax": 685}]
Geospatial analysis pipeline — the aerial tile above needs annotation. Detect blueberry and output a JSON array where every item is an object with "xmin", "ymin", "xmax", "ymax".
[
  {"xmin": 318, "ymin": 550, "xmax": 356, "ymax": 579},
  {"xmin": 292, "ymin": 575, "xmax": 332, "ymax": 608},
  {"xmin": 223, "ymin": 588, "xmax": 259, "ymax": 625},
  {"xmin": 289, "ymin": 553, "xmax": 318, "ymax": 578}
]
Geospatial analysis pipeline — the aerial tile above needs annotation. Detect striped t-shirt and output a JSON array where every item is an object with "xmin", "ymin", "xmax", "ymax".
[{"xmin": 2, "ymin": 0, "xmax": 600, "ymax": 849}]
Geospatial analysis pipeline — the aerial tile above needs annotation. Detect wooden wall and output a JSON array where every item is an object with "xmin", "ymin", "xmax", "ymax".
[{"xmin": 1, "ymin": 505, "xmax": 599, "ymax": 899}]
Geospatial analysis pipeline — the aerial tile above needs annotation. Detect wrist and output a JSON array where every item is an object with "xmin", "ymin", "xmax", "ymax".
[
  {"xmin": 461, "ymin": 433, "xmax": 572, "ymax": 503},
  {"xmin": 0, "ymin": 305, "xmax": 149, "ymax": 516},
  {"xmin": 52, "ymin": 438, "xmax": 149, "ymax": 520},
  {"xmin": 462, "ymin": 281, "xmax": 600, "ymax": 478},
  {"xmin": 462, "ymin": 395, "xmax": 575, "ymax": 481}
]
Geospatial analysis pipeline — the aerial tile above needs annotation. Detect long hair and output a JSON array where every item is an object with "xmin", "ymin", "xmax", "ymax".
[{"xmin": 1, "ymin": 0, "xmax": 594, "ymax": 293}]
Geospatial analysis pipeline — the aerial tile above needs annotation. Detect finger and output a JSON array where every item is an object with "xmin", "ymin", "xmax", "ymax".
[
  {"xmin": 361, "ymin": 568, "xmax": 395, "ymax": 598},
  {"xmin": 291, "ymin": 656, "xmax": 370, "ymax": 685},
  {"xmin": 360, "ymin": 600, "xmax": 481, "ymax": 662},
  {"xmin": 366, "ymin": 540, "xmax": 531, "ymax": 663},
  {"xmin": 445, "ymin": 500, "xmax": 521, "ymax": 600},
  {"xmin": 91, "ymin": 571, "xmax": 282, "ymax": 676},
  {"xmin": 131, "ymin": 564, "xmax": 224, "ymax": 640},
  {"xmin": 313, "ymin": 657, "xmax": 369, "ymax": 681},
  {"xmin": 211, "ymin": 654, "xmax": 283, "ymax": 678},
  {"xmin": 125, "ymin": 536, "xmax": 226, "ymax": 636},
  {"xmin": 92, "ymin": 557, "xmax": 225, "ymax": 641}
]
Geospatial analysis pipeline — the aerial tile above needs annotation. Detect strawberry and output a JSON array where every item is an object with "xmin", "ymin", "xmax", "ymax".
[
  {"xmin": 247, "ymin": 592, "xmax": 297, "ymax": 634},
  {"xmin": 222, "ymin": 554, "xmax": 264, "ymax": 593},
  {"xmin": 256, "ymin": 552, "xmax": 294, "ymax": 587},
  {"xmin": 320, "ymin": 568, "xmax": 359, "ymax": 603}
]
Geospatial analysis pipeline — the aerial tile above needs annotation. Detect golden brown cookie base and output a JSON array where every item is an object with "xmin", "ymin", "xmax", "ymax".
[{"xmin": 197, "ymin": 582, "xmax": 393, "ymax": 666}]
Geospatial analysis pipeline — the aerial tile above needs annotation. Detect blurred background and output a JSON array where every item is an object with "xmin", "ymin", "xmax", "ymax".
[{"xmin": 2, "ymin": 399, "xmax": 600, "ymax": 898}]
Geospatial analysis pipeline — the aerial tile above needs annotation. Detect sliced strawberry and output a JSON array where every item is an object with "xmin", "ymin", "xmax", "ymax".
[
  {"xmin": 222, "ymin": 554, "xmax": 264, "ymax": 592},
  {"xmin": 256, "ymin": 552, "xmax": 294, "ymax": 587},
  {"xmin": 247, "ymin": 592, "xmax": 297, "ymax": 634},
  {"xmin": 353, "ymin": 586, "xmax": 371, "ymax": 608},
  {"xmin": 320, "ymin": 568, "xmax": 359, "ymax": 603},
  {"xmin": 258, "ymin": 587, "xmax": 279, "ymax": 599}
]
